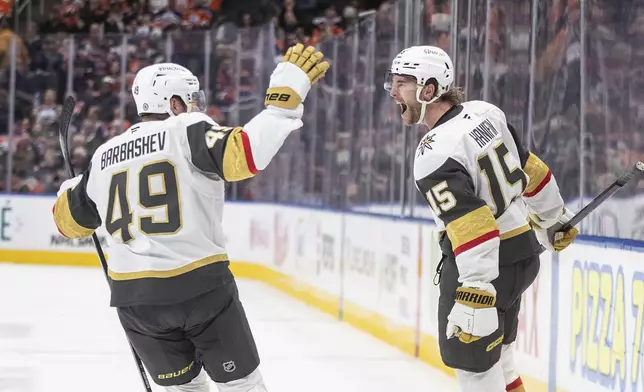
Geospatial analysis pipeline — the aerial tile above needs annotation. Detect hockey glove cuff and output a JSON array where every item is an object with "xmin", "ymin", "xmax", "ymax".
[
  {"xmin": 265, "ymin": 44, "xmax": 329, "ymax": 115},
  {"xmin": 57, "ymin": 175, "xmax": 83, "ymax": 197},
  {"xmin": 447, "ymin": 282, "xmax": 498, "ymax": 344},
  {"xmin": 530, "ymin": 207, "xmax": 578, "ymax": 252}
]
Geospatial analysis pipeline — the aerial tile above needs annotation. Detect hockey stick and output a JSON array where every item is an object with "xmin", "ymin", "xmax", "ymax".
[
  {"xmin": 57, "ymin": 96, "xmax": 153, "ymax": 392},
  {"xmin": 560, "ymin": 161, "xmax": 644, "ymax": 232}
]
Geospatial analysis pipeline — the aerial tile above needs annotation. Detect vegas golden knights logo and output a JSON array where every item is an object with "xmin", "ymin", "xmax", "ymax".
[{"xmin": 417, "ymin": 134, "xmax": 436, "ymax": 156}]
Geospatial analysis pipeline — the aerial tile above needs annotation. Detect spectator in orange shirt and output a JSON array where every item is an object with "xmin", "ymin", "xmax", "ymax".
[
  {"xmin": 310, "ymin": 6, "xmax": 344, "ymax": 46},
  {"xmin": 182, "ymin": 0, "xmax": 213, "ymax": 29}
]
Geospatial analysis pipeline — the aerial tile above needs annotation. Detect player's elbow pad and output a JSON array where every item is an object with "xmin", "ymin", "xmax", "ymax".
[
  {"xmin": 521, "ymin": 153, "xmax": 565, "ymax": 227},
  {"xmin": 243, "ymin": 107, "xmax": 303, "ymax": 171}
]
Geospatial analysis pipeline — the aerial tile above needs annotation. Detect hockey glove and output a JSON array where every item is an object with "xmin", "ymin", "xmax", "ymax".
[
  {"xmin": 57, "ymin": 175, "xmax": 83, "ymax": 197},
  {"xmin": 530, "ymin": 207, "xmax": 578, "ymax": 252},
  {"xmin": 264, "ymin": 43, "xmax": 329, "ymax": 117},
  {"xmin": 446, "ymin": 282, "xmax": 499, "ymax": 344}
]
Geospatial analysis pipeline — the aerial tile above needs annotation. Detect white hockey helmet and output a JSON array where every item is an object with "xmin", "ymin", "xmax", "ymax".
[
  {"xmin": 132, "ymin": 63, "xmax": 207, "ymax": 116},
  {"xmin": 385, "ymin": 46, "xmax": 454, "ymax": 124}
]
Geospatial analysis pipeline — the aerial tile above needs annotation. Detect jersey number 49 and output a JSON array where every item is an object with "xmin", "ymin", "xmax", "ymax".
[{"xmin": 105, "ymin": 160, "xmax": 182, "ymax": 243}]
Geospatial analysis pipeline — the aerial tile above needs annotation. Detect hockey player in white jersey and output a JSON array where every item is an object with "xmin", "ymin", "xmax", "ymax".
[
  {"xmin": 385, "ymin": 46, "xmax": 578, "ymax": 392},
  {"xmin": 51, "ymin": 43, "xmax": 328, "ymax": 392}
]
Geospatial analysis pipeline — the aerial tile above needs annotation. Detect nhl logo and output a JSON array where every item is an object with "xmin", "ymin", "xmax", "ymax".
[
  {"xmin": 143, "ymin": 103, "xmax": 149, "ymax": 111},
  {"xmin": 222, "ymin": 361, "xmax": 236, "ymax": 373}
]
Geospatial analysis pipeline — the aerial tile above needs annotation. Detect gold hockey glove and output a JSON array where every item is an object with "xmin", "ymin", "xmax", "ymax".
[
  {"xmin": 530, "ymin": 207, "xmax": 578, "ymax": 252},
  {"xmin": 264, "ymin": 43, "xmax": 330, "ymax": 112}
]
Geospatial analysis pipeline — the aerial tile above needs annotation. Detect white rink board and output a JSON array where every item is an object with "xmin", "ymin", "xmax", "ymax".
[
  {"xmin": 557, "ymin": 244, "xmax": 644, "ymax": 392},
  {"xmin": 272, "ymin": 206, "xmax": 344, "ymax": 297},
  {"xmin": 341, "ymin": 214, "xmax": 421, "ymax": 330},
  {"xmin": 513, "ymin": 251, "xmax": 553, "ymax": 385},
  {"xmin": 0, "ymin": 195, "xmax": 111, "ymax": 253},
  {"xmin": 419, "ymin": 225, "xmax": 442, "ymax": 338},
  {"xmin": 1, "ymin": 194, "xmax": 644, "ymax": 391},
  {"xmin": 223, "ymin": 203, "xmax": 274, "ymax": 265}
]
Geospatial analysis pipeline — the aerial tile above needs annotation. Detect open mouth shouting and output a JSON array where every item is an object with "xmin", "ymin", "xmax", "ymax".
[{"xmin": 399, "ymin": 102, "xmax": 408, "ymax": 115}]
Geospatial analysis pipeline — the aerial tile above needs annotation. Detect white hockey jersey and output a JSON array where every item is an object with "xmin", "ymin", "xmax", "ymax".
[
  {"xmin": 414, "ymin": 101, "xmax": 565, "ymax": 284},
  {"xmin": 52, "ymin": 108, "xmax": 302, "ymax": 306}
]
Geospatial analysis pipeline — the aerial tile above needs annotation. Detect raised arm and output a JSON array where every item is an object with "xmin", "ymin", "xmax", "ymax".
[{"xmin": 185, "ymin": 44, "xmax": 329, "ymax": 182}]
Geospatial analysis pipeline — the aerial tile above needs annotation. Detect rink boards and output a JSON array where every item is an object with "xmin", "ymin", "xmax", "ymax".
[{"xmin": 1, "ymin": 194, "xmax": 643, "ymax": 392}]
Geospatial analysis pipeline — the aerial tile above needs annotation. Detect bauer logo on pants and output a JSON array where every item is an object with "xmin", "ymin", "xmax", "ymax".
[{"xmin": 223, "ymin": 361, "xmax": 236, "ymax": 373}]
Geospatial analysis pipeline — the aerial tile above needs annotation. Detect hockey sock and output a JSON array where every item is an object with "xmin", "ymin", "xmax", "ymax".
[
  {"xmin": 216, "ymin": 368, "xmax": 268, "ymax": 392},
  {"xmin": 506, "ymin": 376, "xmax": 525, "ymax": 392},
  {"xmin": 165, "ymin": 370, "xmax": 210, "ymax": 392}
]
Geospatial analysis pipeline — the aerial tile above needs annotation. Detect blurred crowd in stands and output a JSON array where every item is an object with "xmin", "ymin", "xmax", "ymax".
[
  {"xmin": 0, "ymin": 0, "xmax": 389, "ymax": 193},
  {"xmin": 0, "ymin": 0, "xmax": 641, "ymax": 217}
]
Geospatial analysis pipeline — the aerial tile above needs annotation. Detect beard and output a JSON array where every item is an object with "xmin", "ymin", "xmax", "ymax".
[{"xmin": 400, "ymin": 101, "xmax": 422, "ymax": 125}]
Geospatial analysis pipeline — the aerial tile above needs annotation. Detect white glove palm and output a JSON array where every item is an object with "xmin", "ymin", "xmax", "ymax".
[
  {"xmin": 264, "ymin": 44, "xmax": 329, "ymax": 117},
  {"xmin": 447, "ymin": 282, "xmax": 499, "ymax": 344}
]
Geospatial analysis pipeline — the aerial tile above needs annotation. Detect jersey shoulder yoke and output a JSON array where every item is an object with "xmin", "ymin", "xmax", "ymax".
[{"xmin": 413, "ymin": 113, "xmax": 476, "ymax": 180}]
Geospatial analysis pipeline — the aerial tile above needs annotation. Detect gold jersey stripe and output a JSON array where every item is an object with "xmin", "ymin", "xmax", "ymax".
[
  {"xmin": 53, "ymin": 190, "xmax": 94, "ymax": 239},
  {"xmin": 499, "ymin": 224, "xmax": 531, "ymax": 240},
  {"xmin": 446, "ymin": 206, "xmax": 499, "ymax": 252},
  {"xmin": 223, "ymin": 127, "xmax": 258, "ymax": 181},
  {"xmin": 108, "ymin": 253, "xmax": 229, "ymax": 280},
  {"xmin": 523, "ymin": 153, "xmax": 551, "ymax": 195}
]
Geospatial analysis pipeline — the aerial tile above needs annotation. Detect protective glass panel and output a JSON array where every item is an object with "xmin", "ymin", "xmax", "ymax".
[
  {"xmin": 187, "ymin": 90, "xmax": 207, "ymax": 113},
  {"xmin": 577, "ymin": 0, "xmax": 644, "ymax": 239},
  {"xmin": 7, "ymin": 0, "xmax": 643, "ymax": 241}
]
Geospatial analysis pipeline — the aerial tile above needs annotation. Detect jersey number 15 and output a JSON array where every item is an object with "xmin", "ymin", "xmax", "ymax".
[
  {"xmin": 425, "ymin": 142, "xmax": 526, "ymax": 218},
  {"xmin": 105, "ymin": 160, "xmax": 182, "ymax": 243}
]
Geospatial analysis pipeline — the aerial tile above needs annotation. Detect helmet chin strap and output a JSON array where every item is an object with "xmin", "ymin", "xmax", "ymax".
[{"xmin": 415, "ymin": 85, "xmax": 439, "ymax": 125}]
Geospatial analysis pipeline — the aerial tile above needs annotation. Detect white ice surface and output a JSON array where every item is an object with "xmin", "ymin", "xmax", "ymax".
[{"xmin": 0, "ymin": 263, "xmax": 458, "ymax": 391}]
